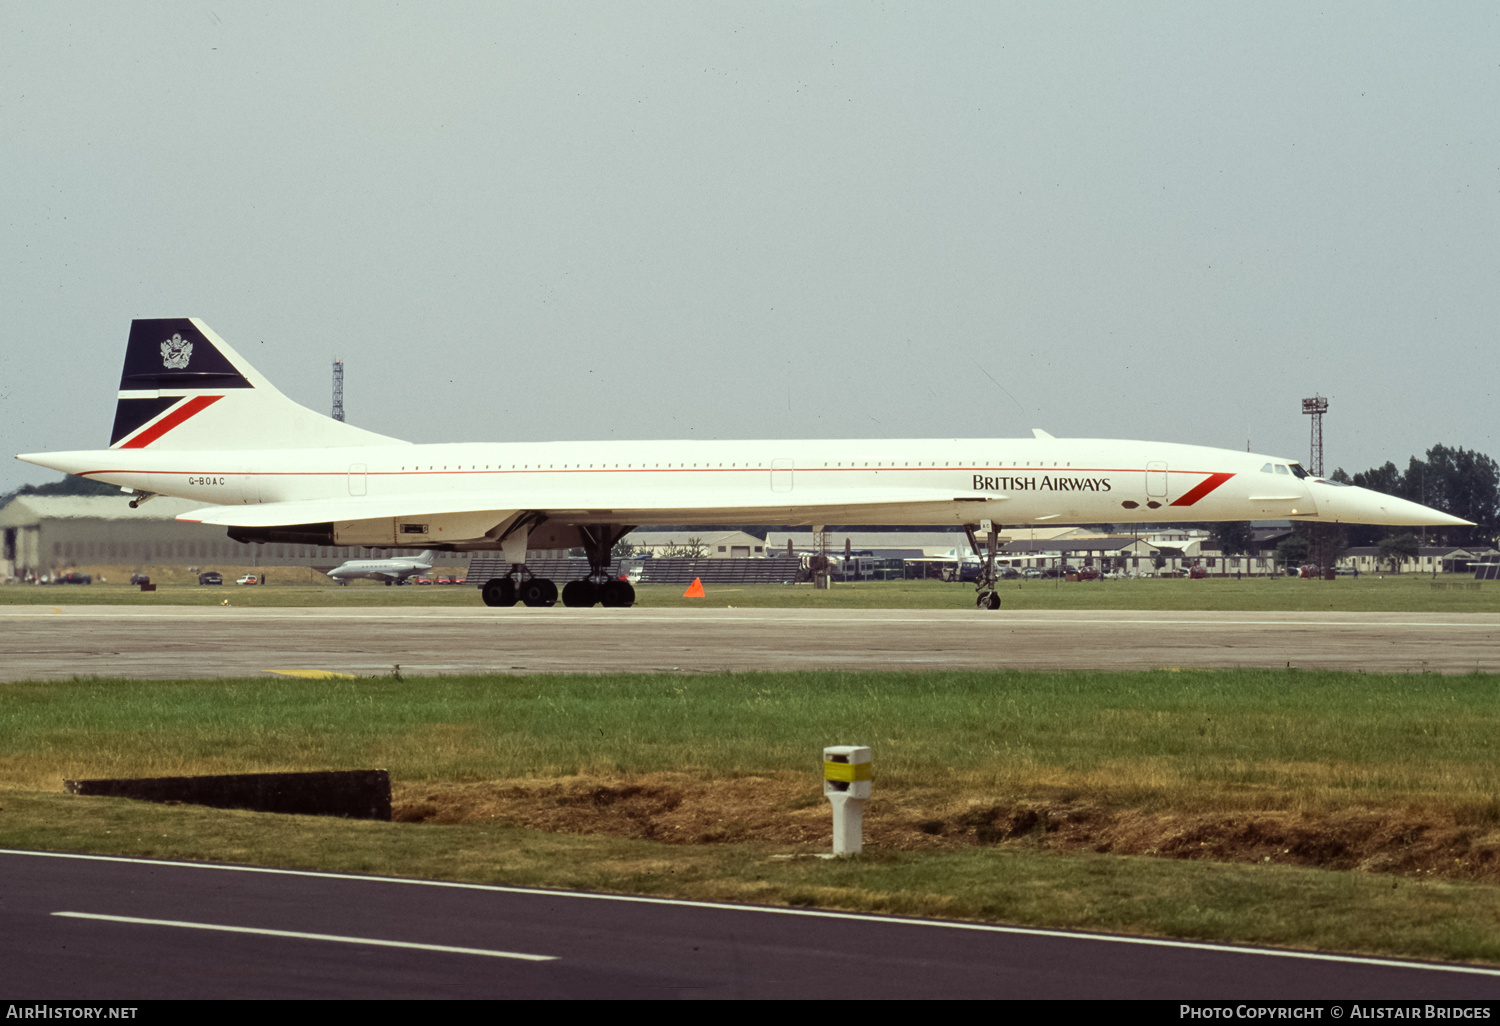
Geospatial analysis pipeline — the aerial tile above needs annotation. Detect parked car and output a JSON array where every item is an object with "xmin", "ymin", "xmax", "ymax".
[
  {"xmin": 1188, "ymin": 565, "xmax": 1208, "ymax": 580},
  {"xmin": 236, "ymin": 574, "xmax": 259, "ymax": 585},
  {"xmin": 1077, "ymin": 567, "xmax": 1101, "ymax": 581},
  {"xmin": 198, "ymin": 571, "xmax": 223, "ymax": 585},
  {"xmin": 56, "ymin": 572, "xmax": 92, "ymax": 585},
  {"xmin": 129, "ymin": 573, "xmax": 151, "ymax": 585}
]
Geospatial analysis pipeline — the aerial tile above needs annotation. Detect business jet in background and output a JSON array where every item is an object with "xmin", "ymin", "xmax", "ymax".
[
  {"xmin": 16, "ymin": 319, "xmax": 1470, "ymax": 611},
  {"xmin": 326, "ymin": 550, "xmax": 438, "ymax": 586}
]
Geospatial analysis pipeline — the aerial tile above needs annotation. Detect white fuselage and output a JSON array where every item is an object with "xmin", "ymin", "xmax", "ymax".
[
  {"xmin": 326, "ymin": 557, "xmax": 432, "ymax": 583},
  {"xmin": 31, "ymin": 434, "xmax": 1453, "ymax": 551}
]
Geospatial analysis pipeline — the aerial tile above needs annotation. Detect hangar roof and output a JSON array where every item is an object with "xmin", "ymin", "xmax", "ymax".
[{"xmin": 0, "ymin": 494, "xmax": 204, "ymax": 527}]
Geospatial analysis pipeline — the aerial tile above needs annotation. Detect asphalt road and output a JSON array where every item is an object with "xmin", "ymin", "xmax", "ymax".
[
  {"xmin": 1, "ymin": 605, "xmax": 1497, "ymax": 679},
  {"xmin": 3, "ymin": 849, "xmax": 1496, "ymax": 999}
]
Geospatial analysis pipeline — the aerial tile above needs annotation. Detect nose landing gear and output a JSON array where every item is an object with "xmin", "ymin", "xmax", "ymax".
[{"xmin": 966, "ymin": 521, "xmax": 1004, "ymax": 611}]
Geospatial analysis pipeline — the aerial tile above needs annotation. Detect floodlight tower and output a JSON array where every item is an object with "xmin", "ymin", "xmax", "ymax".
[
  {"xmin": 332, "ymin": 358, "xmax": 345, "ymax": 422},
  {"xmin": 1302, "ymin": 395, "xmax": 1328, "ymax": 476}
]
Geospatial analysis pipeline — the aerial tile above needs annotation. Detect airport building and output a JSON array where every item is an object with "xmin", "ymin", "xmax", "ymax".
[
  {"xmin": 625, "ymin": 530, "xmax": 769, "ymax": 558},
  {"xmin": 1339, "ymin": 545, "xmax": 1498, "ymax": 575},
  {"xmin": 0, "ymin": 495, "xmax": 429, "ymax": 581}
]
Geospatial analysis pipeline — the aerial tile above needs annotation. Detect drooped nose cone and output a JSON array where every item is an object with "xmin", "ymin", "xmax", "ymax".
[{"xmin": 1308, "ymin": 480, "xmax": 1473, "ymax": 527}]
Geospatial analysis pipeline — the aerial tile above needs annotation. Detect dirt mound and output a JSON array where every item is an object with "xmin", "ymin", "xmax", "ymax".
[
  {"xmin": 394, "ymin": 775, "xmax": 952, "ymax": 849},
  {"xmin": 393, "ymin": 775, "xmax": 1500, "ymax": 882},
  {"xmin": 949, "ymin": 800, "xmax": 1500, "ymax": 881}
]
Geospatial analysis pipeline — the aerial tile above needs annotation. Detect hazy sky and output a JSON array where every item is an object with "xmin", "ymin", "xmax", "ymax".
[{"xmin": 3, "ymin": 1, "xmax": 1496, "ymax": 494}]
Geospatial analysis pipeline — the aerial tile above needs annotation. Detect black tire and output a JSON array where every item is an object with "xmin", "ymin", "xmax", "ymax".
[
  {"xmin": 561, "ymin": 580, "xmax": 597, "ymax": 607},
  {"xmin": 481, "ymin": 578, "xmax": 516, "ymax": 607},
  {"xmin": 519, "ymin": 578, "xmax": 554, "ymax": 607},
  {"xmin": 977, "ymin": 592, "xmax": 1001, "ymax": 611},
  {"xmin": 600, "ymin": 579, "xmax": 636, "ymax": 608}
]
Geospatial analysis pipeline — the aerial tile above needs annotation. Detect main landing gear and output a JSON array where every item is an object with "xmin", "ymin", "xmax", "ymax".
[
  {"xmin": 967, "ymin": 521, "xmax": 1003, "ymax": 611},
  {"xmin": 561, "ymin": 525, "xmax": 636, "ymax": 608},
  {"xmin": 481, "ymin": 572, "xmax": 558, "ymax": 608},
  {"xmin": 479, "ymin": 513, "xmax": 558, "ymax": 607},
  {"xmin": 478, "ymin": 519, "xmax": 636, "ymax": 608}
]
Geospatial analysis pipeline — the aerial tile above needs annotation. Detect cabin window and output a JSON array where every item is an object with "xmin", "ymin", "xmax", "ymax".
[{"xmin": 1275, "ymin": 464, "xmax": 1289, "ymax": 475}]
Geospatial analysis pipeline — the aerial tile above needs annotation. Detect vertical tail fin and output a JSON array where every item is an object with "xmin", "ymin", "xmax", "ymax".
[{"xmin": 110, "ymin": 318, "xmax": 407, "ymax": 450}]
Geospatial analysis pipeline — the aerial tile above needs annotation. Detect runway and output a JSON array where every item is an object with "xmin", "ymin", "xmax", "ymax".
[
  {"xmin": 3, "ymin": 605, "xmax": 1498, "ymax": 678},
  {"xmin": 4, "ymin": 850, "xmax": 1496, "ymax": 998}
]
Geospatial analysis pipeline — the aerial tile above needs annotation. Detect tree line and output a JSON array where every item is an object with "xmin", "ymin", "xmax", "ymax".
[
  {"xmin": 1328, "ymin": 443, "xmax": 1498, "ymax": 548},
  {"xmin": 1204, "ymin": 443, "xmax": 1498, "ymax": 571}
]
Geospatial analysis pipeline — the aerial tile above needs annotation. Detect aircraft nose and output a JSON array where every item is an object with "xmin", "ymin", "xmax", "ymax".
[{"xmin": 1313, "ymin": 481, "xmax": 1473, "ymax": 527}]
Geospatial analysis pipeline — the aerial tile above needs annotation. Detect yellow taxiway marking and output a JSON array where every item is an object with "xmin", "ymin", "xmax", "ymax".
[{"xmin": 267, "ymin": 669, "xmax": 357, "ymax": 679}]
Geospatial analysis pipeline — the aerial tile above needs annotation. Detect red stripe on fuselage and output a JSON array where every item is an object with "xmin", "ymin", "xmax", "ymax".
[
  {"xmin": 119, "ymin": 395, "xmax": 224, "ymax": 449},
  {"xmin": 1169, "ymin": 472, "xmax": 1235, "ymax": 507}
]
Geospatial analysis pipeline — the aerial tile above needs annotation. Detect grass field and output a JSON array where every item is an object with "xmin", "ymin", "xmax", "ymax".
[
  {"xmin": 4, "ymin": 668, "xmax": 1499, "ymax": 963},
  {"xmin": 4, "ymin": 572, "xmax": 1497, "ymax": 612}
]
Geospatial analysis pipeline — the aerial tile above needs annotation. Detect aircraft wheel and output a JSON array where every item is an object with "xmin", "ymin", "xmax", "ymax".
[
  {"xmin": 481, "ymin": 578, "xmax": 516, "ymax": 607},
  {"xmin": 561, "ymin": 580, "xmax": 597, "ymax": 607},
  {"xmin": 977, "ymin": 591, "xmax": 1001, "ymax": 611},
  {"xmin": 519, "ymin": 578, "xmax": 556, "ymax": 607},
  {"xmin": 385, "ymin": 579, "xmax": 393, "ymax": 586},
  {"xmin": 600, "ymin": 579, "xmax": 635, "ymax": 608}
]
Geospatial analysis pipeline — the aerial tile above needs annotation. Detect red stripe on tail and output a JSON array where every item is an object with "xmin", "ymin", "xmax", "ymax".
[
  {"xmin": 1170, "ymin": 472, "xmax": 1234, "ymax": 507},
  {"xmin": 119, "ymin": 395, "xmax": 224, "ymax": 449}
]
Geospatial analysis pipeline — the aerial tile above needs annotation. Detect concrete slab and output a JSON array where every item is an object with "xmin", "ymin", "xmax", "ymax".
[{"xmin": 3, "ymin": 606, "xmax": 1497, "ymax": 679}]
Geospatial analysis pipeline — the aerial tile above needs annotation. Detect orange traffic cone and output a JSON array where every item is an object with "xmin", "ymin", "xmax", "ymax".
[{"xmin": 683, "ymin": 577, "xmax": 706, "ymax": 598}]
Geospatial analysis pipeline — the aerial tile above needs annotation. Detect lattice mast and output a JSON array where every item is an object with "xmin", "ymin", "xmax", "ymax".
[
  {"xmin": 332, "ymin": 358, "xmax": 345, "ymax": 422},
  {"xmin": 1302, "ymin": 395, "xmax": 1327, "ymax": 476}
]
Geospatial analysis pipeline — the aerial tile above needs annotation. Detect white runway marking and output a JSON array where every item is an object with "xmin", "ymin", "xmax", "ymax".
[
  {"xmin": 52, "ymin": 910, "xmax": 556, "ymax": 961},
  {"xmin": 16, "ymin": 851, "xmax": 1496, "ymax": 979}
]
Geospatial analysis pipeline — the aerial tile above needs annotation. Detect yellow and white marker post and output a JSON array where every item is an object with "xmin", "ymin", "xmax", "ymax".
[{"xmin": 823, "ymin": 745, "xmax": 872, "ymax": 856}]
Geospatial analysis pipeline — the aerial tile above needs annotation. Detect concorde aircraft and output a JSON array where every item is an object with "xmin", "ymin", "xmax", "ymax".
[
  {"xmin": 16, "ymin": 319, "xmax": 1470, "ymax": 610},
  {"xmin": 326, "ymin": 549, "xmax": 438, "ymax": 586}
]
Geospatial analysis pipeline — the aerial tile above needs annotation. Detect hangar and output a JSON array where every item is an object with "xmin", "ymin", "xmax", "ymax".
[{"xmin": 0, "ymin": 494, "xmax": 427, "ymax": 581}]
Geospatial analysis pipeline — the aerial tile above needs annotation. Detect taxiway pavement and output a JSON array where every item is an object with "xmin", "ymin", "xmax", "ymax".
[
  {"xmin": 2, "ymin": 605, "xmax": 1497, "ymax": 678},
  {"xmin": 5, "ymin": 850, "xmax": 1496, "ymax": 999}
]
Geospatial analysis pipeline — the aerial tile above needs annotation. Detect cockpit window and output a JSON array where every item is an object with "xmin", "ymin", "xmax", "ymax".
[
  {"xmin": 1275, "ymin": 464, "xmax": 1289, "ymax": 475},
  {"xmin": 1287, "ymin": 463, "xmax": 1308, "ymax": 479},
  {"xmin": 1261, "ymin": 464, "xmax": 1274, "ymax": 473}
]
